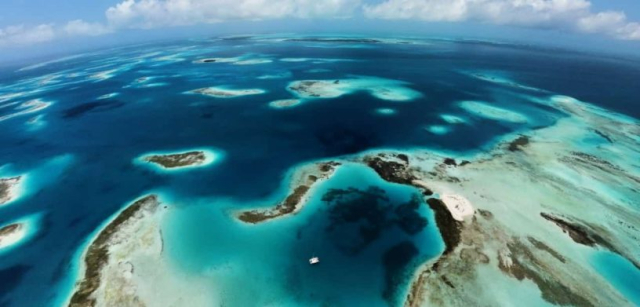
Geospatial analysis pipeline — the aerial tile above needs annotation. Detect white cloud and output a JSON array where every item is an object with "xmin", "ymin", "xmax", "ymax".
[
  {"xmin": 2, "ymin": 0, "xmax": 639, "ymax": 48},
  {"xmin": 64, "ymin": 20, "xmax": 112, "ymax": 36},
  {"xmin": 0, "ymin": 24, "xmax": 56, "ymax": 46},
  {"xmin": 105, "ymin": 0, "xmax": 361, "ymax": 28},
  {"xmin": 364, "ymin": 0, "xmax": 640, "ymax": 40}
]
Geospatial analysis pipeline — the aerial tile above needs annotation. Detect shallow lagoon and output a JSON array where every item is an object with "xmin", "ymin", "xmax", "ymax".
[{"xmin": 163, "ymin": 163, "xmax": 443, "ymax": 306}]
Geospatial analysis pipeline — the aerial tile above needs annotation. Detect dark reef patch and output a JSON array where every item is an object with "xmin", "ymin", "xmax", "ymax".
[
  {"xmin": 322, "ymin": 186, "xmax": 428, "ymax": 254},
  {"xmin": 527, "ymin": 236, "xmax": 566, "ymax": 263},
  {"xmin": 382, "ymin": 241, "xmax": 419, "ymax": 304},
  {"xmin": 443, "ymin": 158, "xmax": 457, "ymax": 166},
  {"xmin": 541, "ymin": 212, "xmax": 640, "ymax": 270},
  {"xmin": 394, "ymin": 195, "xmax": 428, "ymax": 235},
  {"xmin": 498, "ymin": 240, "xmax": 593, "ymax": 307},
  {"xmin": 62, "ymin": 101, "xmax": 125, "ymax": 119},
  {"xmin": 322, "ymin": 186, "xmax": 391, "ymax": 254},
  {"xmin": 365, "ymin": 155, "xmax": 415, "ymax": 185},
  {"xmin": 540, "ymin": 213, "xmax": 596, "ymax": 246},
  {"xmin": 508, "ymin": 135, "xmax": 529, "ymax": 152},
  {"xmin": 594, "ymin": 130, "xmax": 613, "ymax": 143},
  {"xmin": 426, "ymin": 198, "xmax": 461, "ymax": 256},
  {"xmin": 568, "ymin": 152, "xmax": 621, "ymax": 172}
]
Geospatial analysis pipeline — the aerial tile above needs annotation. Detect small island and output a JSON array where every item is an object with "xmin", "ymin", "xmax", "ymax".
[
  {"xmin": 237, "ymin": 162, "xmax": 340, "ymax": 223},
  {"xmin": 0, "ymin": 223, "xmax": 26, "ymax": 249},
  {"xmin": 136, "ymin": 148, "xmax": 222, "ymax": 171},
  {"xmin": 287, "ymin": 77, "xmax": 422, "ymax": 102},
  {"xmin": 144, "ymin": 151, "xmax": 207, "ymax": 169},
  {"xmin": 0, "ymin": 176, "xmax": 22, "ymax": 206}
]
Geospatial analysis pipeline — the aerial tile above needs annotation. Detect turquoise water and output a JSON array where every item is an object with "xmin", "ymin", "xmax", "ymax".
[
  {"xmin": 163, "ymin": 163, "xmax": 443, "ymax": 306},
  {"xmin": 0, "ymin": 34, "xmax": 639, "ymax": 306},
  {"xmin": 591, "ymin": 251, "xmax": 640, "ymax": 306}
]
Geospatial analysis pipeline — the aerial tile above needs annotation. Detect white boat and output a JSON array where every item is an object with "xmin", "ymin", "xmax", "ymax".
[{"xmin": 309, "ymin": 256, "xmax": 320, "ymax": 265}]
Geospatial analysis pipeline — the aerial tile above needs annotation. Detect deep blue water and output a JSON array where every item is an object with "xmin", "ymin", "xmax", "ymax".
[{"xmin": 0, "ymin": 35, "xmax": 639, "ymax": 306}]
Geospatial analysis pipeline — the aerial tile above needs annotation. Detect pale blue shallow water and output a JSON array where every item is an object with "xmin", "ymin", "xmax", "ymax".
[
  {"xmin": 0, "ymin": 35, "xmax": 638, "ymax": 306},
  {"xmin": 591, "ymin": 251, "xmax": 640, "ymax": 306}
]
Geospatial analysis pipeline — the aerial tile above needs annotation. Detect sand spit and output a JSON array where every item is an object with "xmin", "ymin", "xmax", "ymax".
[
  {"xmin": 0, "ymin": 176, "xmax": 22, "ymax": 206},
  {"xmin": 237, "ymin": 162, "xmax": 340, "ymax": 224},
  {"xmin": 353, "ymin": 95, "xmax": 640, "ymax": 306},
  {"xmin": 67, "ymin": 195, "xmax": 214, "ymax": 307},
  {"xmin": 188, "ymin": 87, "xmax": 265, "ymax": 98}
]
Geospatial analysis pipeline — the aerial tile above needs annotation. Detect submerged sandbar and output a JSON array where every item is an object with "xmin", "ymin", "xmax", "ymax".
[
  {"xmin": 268, "ymin": 99, "xmax": 302, "ymax": 109},
  {"xmin": 188, "ymin": 87, "xmax": 265, "ymax": 98}
]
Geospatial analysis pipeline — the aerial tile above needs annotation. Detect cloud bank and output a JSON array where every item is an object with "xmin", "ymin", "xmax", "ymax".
[
  {"xmin": 1, "ymin": 0, "xmax": 639, "ymax": 47},
  {"xmin": 105, "ymin": 0, "xmax": 361, "ymax": 28},
  {"xmin": 364, "ymin": 0, "xmax": 640, "ymax": 40},
  {"xmin": 0, "ymin": 24, "xmax": 56, "ymax": 46}
]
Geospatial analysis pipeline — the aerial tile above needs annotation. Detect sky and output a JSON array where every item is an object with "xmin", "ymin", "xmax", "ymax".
[{"xmin": 1, "ymin": 0, "xmax": 640, "ymax": 61}]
